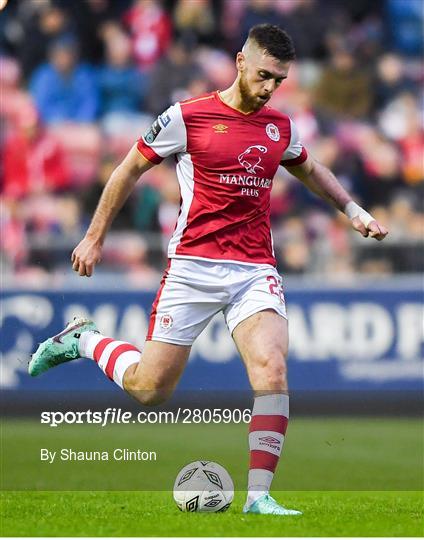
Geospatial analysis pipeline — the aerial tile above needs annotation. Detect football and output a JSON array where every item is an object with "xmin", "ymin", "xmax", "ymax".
[{"xmin": 173, "ymin": 460, "xmax": 234, "ymax": 513}]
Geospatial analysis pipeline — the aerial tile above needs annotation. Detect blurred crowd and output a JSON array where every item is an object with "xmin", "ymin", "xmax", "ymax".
[{"xmin": 1, "ymin": 0, "xmax": 423, "ymax": 287}]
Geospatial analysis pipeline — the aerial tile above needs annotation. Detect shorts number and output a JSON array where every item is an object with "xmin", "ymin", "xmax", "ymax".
[{"xmin": 267, "ymin": 275, "xmax": 284, "ymax": 303}]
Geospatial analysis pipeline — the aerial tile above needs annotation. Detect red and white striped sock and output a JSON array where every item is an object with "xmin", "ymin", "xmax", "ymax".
[
  {"xmin": 247, "ymin": 393, "xmax": 289, "ymax": 505},
  {"xmin": 79, "ymin": 332, "xmax": 140, "ymax": 389}
]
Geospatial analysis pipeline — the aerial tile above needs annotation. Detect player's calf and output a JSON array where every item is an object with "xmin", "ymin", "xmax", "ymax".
[
  {"xmin": 79, "ymin": 331, "xmax": 185, "ymax": 406},
  {"xmin": 122, "ymin": 341, "xmax": 191, "ymax": 406}
]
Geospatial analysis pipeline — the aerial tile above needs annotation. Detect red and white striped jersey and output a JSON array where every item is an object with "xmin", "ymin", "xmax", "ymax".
[{"xmin": 137, "ymin": 91, "xmax": 307, "ymax": 266}]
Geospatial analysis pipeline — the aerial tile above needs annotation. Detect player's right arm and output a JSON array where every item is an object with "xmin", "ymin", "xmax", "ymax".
[
  {"xmin": 71, "ymin": 145, "xmax": 154, "ymax": 277},
  {"xmin": 73, "ymin": 103, "xmax": 186, "ymax": 277}
]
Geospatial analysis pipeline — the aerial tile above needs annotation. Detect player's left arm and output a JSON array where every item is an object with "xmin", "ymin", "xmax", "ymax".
[{"xmin": 284, "ymin": 156, "xmax": 388, "ymax": 241}]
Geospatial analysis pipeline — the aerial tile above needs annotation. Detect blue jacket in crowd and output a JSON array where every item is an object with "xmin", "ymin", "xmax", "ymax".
[{"xmin": 30, "ymin": 63, "xmax": 99, "ymax": 123}]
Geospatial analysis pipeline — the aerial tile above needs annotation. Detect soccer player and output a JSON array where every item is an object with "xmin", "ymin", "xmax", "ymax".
[{"xmin": 29, "ymin": 25, "xmax": 388, "ymax": 515}]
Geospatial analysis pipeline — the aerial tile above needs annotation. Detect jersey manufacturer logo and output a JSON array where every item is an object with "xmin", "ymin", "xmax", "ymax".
[
  {"xmin": 266, "ymin": 123, "xmax": 280, "ymax": 141},
  {"xmin": 213, "ymin": 124, "xmax": 228, "ymax": 133},
  {"xmin": 238, "ymin": 145, "xmax": 267, "ymax": 174},
  {"xmin": 160, "ymin": 314, "xmax": 173, "ymax": 329}
]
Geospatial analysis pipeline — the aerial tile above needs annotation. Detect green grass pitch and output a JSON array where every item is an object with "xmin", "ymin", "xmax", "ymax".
[{"xmin": 1, "ymin": 417, "xmax": 423, "ymax": 536}]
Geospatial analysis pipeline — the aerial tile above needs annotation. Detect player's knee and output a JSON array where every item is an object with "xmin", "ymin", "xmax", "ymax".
[{"xmin": 253, "ymin": 350, "xmax": 288, "ymax": 390}]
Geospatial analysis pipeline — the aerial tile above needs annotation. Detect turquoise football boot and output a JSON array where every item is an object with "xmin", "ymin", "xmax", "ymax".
[
  {"xmin": 28, "ymin": 317, "xmax": 98, "ymax": 376},
  {"xmin": 243, "ymin": 494, "xmax": 302, "ymax": 515}
]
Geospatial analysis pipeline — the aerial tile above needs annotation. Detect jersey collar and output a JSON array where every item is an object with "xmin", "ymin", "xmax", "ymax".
[{"xmin": 215, "ymin": 91, "xmax": 265, "ymax": 118}]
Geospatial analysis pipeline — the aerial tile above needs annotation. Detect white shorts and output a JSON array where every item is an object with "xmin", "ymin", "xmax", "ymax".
[{"xmin": 146, "ymin": 258, "xmax": 287, "ymax": 346}]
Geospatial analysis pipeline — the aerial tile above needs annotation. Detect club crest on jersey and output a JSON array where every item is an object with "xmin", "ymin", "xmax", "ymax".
[
  {"xmin": 266, "ymin": 123, "xmax": 280, "ymax": 142},
  {"xmin": 238, "ymin": 145, "xmax": 267, "ymax": 174},
  {"xmin": 160, "ymin": 314, "xmax": 173, "ymax": 329}
]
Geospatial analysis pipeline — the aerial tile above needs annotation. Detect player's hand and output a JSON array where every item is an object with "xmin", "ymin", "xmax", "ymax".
[
  {"xmin": 71, "ymin": 236, "xmax": 103, "ymax": 277},
  {"xmin": 351, "ymin": 217, "xmax": 388, "ymax": 241}
]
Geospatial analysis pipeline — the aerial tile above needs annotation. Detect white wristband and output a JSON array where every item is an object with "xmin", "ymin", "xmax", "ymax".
[{"xmin": 344, "ymin": 201, "xmax": 374, "ymax": 228}]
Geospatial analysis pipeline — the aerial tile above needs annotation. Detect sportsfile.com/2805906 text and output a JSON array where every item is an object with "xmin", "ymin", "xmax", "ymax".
[{"xmin": 40, "ymin": 408, "xmax": 252, "ymax": 427}]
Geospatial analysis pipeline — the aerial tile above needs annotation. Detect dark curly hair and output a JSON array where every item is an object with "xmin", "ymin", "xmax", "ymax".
[{"xmin": 247, "ymin": 24, "xmax": 296, "ymax": 62}]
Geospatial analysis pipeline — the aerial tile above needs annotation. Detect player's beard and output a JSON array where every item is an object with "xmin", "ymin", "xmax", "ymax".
[{"xmin": 238, "ymin": 72, "xmax": 267, "ymax": 112}]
